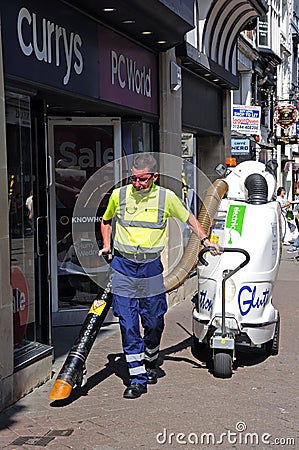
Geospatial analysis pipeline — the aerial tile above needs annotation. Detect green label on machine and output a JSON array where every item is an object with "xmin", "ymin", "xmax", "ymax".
[{"xmin": 225, "ymin": 205, "xmax": 246, "ymax": 244}]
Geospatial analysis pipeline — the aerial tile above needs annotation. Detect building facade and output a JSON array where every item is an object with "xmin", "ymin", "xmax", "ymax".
[
  {"xmin": 233, "ymin": 0, "xmax": 299, "ymax": 194},
  {"xmin": 0, "ymin": 0, "xmax": 268, "ymax": 411}
]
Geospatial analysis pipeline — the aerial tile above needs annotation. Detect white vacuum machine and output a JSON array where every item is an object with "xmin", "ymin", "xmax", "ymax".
[{"xmin": 192, "ymin": 160, "xmax": 281, "ymax": 378}]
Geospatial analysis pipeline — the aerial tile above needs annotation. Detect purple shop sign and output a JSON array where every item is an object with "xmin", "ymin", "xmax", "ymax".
[{"xmin": 98, "ymin": 25, "xmax": 158, "ymax": 115}]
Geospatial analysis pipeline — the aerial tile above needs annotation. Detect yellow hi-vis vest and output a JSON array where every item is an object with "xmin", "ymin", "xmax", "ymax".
[{"xmin": 114, "ymin": 184, "xmax": 167, "ymax": 254}]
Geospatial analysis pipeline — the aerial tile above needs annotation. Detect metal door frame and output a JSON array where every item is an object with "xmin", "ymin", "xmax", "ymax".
[{"xmin": 47, "ymin": 117, "xmax": 121, "ymax": 326}]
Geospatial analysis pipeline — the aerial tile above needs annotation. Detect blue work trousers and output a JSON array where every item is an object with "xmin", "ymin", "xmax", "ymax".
[{"xmin": 110, "ymin": 256, "xmax": 167, "ymax": 386}]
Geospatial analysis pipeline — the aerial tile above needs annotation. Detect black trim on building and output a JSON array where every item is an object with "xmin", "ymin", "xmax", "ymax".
[
  {"xmin": 196, "ymin": 0, "xmax": 268, "ymax": 76},
  {"xmin": 258, "ymin": 48, "xmax": 282, "ymax": 66},
  {"xmin": 176, "ymin": 42, "xmax": 239, "ymax": 90},
  {"xmin": 63, "ymin": 0, "xmax": 194, "ymax": 52},
  {"xmin": 182, "ymin": 68, "xmax": 223, "ymax": 135},
  {"xmin": 14, "ymin": 343, "xmax": 53, "ymax": 373}
]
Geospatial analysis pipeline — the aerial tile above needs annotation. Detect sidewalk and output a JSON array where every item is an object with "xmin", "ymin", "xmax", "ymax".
[{"xmin": 0, "ymin": 247, "xmax": 298, "ymax": 450}]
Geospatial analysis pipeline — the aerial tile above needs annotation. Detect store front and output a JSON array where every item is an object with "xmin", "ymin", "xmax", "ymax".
[
  {"xmin": 180, "ymin": 67, "xmax": 225, "ymax": 197},
  {"xmin": 0, "ymin": 0, "xmax": 195, "ymax": 410},
  {"xmin": 1, "ymin": 0, "xmax": 159, "ymax": 379}
]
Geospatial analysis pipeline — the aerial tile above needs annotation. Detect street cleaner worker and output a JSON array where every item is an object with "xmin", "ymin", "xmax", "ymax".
[{"xmin": 99, "ymin": 153, "xmax": 220, "ymax": 399}]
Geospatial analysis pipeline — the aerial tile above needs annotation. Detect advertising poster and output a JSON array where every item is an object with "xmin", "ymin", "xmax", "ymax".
[{"xmin": 232, "ymin": 105, "xmax": 261, "ymax": 135}]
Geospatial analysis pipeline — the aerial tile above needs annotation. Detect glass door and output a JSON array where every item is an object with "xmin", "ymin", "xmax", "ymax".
[{"xmin": 48, "ymin": 117, "xmax": 122, "ymax": 325}]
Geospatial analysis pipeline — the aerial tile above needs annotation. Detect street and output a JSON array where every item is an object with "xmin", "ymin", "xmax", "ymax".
[{"xmin": 0, "ymin": 247, "xmax": 298, "ymax": 450}]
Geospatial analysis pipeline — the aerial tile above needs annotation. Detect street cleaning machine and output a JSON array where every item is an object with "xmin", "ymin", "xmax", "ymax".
[
  {"xmin": 192, "ymin": 160, "xmax": 281, "ymax": 378},
  {"xmin": 49, "ymin": 159, "xmax": 281, "ymax": 400}
]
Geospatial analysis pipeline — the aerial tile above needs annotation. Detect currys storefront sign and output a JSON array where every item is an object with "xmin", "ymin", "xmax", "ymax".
[
  {"xmin": 17, "ymin": 7, "xmax": 83, "ymax": 86},
  {"xmin": 99, "ymin": 25, "xmax": 158, "ymax": 115},
  {"xmin": 2, "ymin": 1, "xmax": 157, "ymax": 113},
  {"xmin": 2, "ymin": 0, "xmax": 99, "ymax": 97}
]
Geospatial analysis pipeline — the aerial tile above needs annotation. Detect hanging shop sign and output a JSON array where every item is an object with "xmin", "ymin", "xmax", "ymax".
[
  {"xmin": 276, "ymin": 136, "xmax": 299, "ymax": 145},
  {"xmin": 231, "ymin": 138, "xmax": 251, "ymax": 155},
  {"xmin": 274, "ymin": 105, "xmax": 298, "ymax": 129},
  {"xmin": 181, "ymin": 133, "xmax": 194, "ymax": 157},
  {"xmin": 232, "ymin": 105, "xmax": 261, "ymax": 135}
]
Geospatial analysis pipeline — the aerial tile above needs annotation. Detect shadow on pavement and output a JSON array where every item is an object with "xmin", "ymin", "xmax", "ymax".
[
  {"xmin": 50, "ymin": 335, "xmax": 203, "ymax": 407},
  {"xmin": 191, "ymin": 341, "xmax": 271, "ymax": 375},
  {"xmin": 160, "ymin": 336, "xmax": 206, "ymax": 369},
  {"xmin": 50, "ymin": 352, "xmax": 128, "ymax": 407},
  {"xmin": 50, "ymin": 319, "xmax": 274, "ymax": 408}
]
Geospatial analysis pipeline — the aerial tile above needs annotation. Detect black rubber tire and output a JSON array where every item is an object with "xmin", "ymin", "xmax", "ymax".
[
  {"xmin": 213, "ymin": 352, "xmax": 232, "ymax": 378},
  {"xmin": 266, "ymin": 313, "xmax": 280, "ymax": 356}
]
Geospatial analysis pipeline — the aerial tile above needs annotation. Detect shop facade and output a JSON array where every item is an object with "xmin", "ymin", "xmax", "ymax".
[
  {"xmin": 176, "ymin": 0, "xmax": 268, "ymax": 182},
  {"xmin": 0, "ymin": 0, "xmax": 194, "ymax": 410},
  {"xmin": 0, "ymin": 0, "xmax": 267, "ymax": 410}
]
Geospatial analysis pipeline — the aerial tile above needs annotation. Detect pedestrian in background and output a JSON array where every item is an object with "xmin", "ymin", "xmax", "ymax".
[
  {"xmin": 293, "ymin": 185, "xmax": 299, "ymax": 232},
  {"xmin": 287, "ymin": 234, "xmax": 299, "ymax": 254},
  {"xmin": 276, "ymin": 186, "xmax": 293, "ymax": 245},
  {"xmin": 25, "ymin": 190, "xmax": 34, "ymax": 234},
  {"xmin": 99, "ymin": 153, "xmax": 220, "ymax": 399},
  {"xmin": 286, "ymin": 184, "xmax": 299, "ymax": 254}
]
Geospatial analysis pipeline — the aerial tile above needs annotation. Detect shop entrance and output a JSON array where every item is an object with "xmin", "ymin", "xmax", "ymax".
[{"xmin": 48, "ymin": 117, "xmax": 122, "ymax": 326}]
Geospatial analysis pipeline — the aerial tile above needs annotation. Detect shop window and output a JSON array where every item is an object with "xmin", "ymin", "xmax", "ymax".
[
  {"xmin": 121, "ymin": 121, "xmax": 156, "ymax": 183},
  {"xmin": 258, "ymin": 16, "xmax": 269, "ymax": 48},
  {"xmin": 6, "ymin": 92, "xmax": 36, "ymax": 350},
  {"xmin": 122, "ymin": 122, "xmax": 155, "ymax": 156}
]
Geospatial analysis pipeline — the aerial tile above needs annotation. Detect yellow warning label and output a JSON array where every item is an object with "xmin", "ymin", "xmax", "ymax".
[
  {"xmin": 210, "ymin": 234, "xmax": 220, "ymax": 244},
  {"xmin": 89, "ymin": 299, "xmax": 106, "ymax": 316}
]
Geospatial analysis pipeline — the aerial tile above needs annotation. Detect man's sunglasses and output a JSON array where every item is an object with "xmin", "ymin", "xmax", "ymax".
[{"xmin": 130, "ymin": 173, "xmax": 154, "ymax": 183}]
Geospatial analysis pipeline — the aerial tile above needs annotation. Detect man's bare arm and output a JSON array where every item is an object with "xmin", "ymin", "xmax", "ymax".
[
  {"xmin": 187, "ymin": 213, "xmax": 221, "ymax": 255},
  {"xmin": 98, "ymin": 219, "xmax": 113, "ymax": 260}
]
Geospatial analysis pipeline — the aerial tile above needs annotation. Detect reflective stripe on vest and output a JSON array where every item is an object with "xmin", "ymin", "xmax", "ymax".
[
  {"xmin": 114, "ymin": 242, "xmax": 165, "ymax": 254},
  {"xmin": 116, "ymin": 185, "xmax": 167, "ymax": 229}
]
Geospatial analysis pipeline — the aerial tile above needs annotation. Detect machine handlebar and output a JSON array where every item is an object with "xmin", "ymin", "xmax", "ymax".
[{"xmin": 199, "ymin": 246, "xmax": 250, "ymax": 269}]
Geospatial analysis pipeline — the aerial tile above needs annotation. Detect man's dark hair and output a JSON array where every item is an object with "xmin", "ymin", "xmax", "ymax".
[{"xmin": 132, "ymin": 153, "xmax": 157, "ymax": 173}]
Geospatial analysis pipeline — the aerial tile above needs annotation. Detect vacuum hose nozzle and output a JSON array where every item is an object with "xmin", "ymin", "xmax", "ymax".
[{"xmin": 245, "ymin": 173, "xmax": 268, "ymax": 205}]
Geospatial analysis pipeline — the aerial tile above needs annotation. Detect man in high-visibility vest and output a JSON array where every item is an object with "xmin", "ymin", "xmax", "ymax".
[{"xmin": 99, "ymin": 153, "xmax": 220, "ymax": 399}]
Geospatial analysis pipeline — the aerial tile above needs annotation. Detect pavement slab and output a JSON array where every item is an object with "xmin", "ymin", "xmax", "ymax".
[{"xmin": 0, "ymin": 248, "xmax": 298, "ymax": 450}]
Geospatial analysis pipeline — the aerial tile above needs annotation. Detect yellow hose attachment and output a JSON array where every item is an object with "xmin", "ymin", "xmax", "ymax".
[
  {"xmin": 49, "ymin": 379, "xmax": 73, "ymax": 401},
  {"xmin": 164, "ymin": 179, "xmax": 228, "ymax": 292}
]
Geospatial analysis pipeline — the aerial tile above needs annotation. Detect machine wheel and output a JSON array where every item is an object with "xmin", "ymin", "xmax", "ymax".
[
  {"xmin": 213, "ymin": 352, "xmax": 233, "ymax": 378},
  {"xmin": 266, "ymin": 313, "xmax": 280, "ymax": 356}
]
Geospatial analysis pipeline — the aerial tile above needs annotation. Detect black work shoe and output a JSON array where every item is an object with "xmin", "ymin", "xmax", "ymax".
[
  {"xmin": 146, "ymin": 368, "xmax": 158, "ymax": 384},
  {"xmin": 123, "ymin": 383, "xmax": 147, "ymax": 399}
]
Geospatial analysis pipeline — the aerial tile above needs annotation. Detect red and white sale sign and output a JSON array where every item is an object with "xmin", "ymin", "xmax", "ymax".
[{"xmin": 11, "ymin": 266, "xmax": 29, "ymax": 347}]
